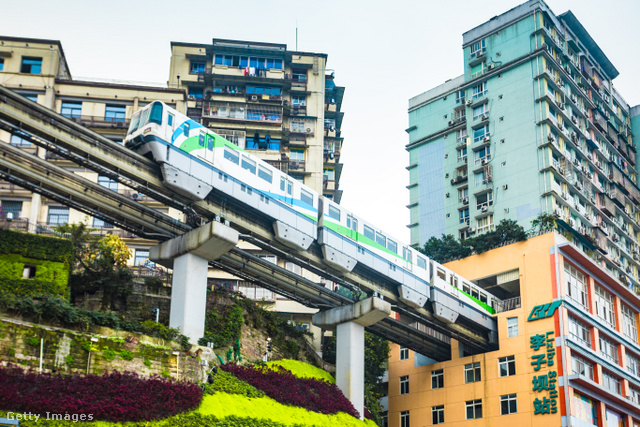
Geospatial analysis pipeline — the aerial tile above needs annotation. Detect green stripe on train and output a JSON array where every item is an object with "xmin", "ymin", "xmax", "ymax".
[{"xmin": 178, "ymin": 134, "xmax": 247, "ymax": 154}]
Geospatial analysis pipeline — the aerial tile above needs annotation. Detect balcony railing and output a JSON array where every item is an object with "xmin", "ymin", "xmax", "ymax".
[
  {"xmin": 494, "ymin": 296, "xmax": 521, "ymax": 313},
  {"xmin": 66, "ymin": 115, "xmax": 131, "ymax": 129}
]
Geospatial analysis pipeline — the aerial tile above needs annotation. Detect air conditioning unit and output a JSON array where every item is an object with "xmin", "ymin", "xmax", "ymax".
[
  {"xmin": 579, "ymin": 226, "xmax": 586, "ymax": 234},
  {"xmin": 306, "ymin": 128, "xmax": 312, "ymax": 133},
  {"xmin": 251, "ymin": 95, "xmax": 258, "ymax": 101},
  {"xmin": 568, "ymin": 218, "xmax": 575, "ymax": 226},
  {"xmin": 571, "ymin": 116, "xmax": 578, "ymax": 124},
  {"xmin": 559, "ymin": 168, "xmax": 565, "ymax": 175},
  {"xmin": 487, "ymin": 64, "xmax": 495, "ymax": 70},
  {"xmin": 483, "ymin": 136, "xmax": 491, "ymax": 143},
  {"xmin": 503, "ymin": 184, "xmax": 508, "ymax": 190},
  {"xmin": 481, "ymin": 206, "xmax": 488, "ymax": 213},
  {"xmin": 591, "ymin": 196, "xmax": 596, "ymax": 204},
  {"xmin": 613, "ymin": 234, "xmax": 620, "ymax": 242},
  {"xmin": 573, "ymin": 158, "xmax": 580, "ymax": 167},
  {"xmin": 465, "ymin": 219, "xmax": 470, "ymax": 225},
  {"xmin": 548, "ymin": 135, "xmax": 555, "ymax": 143},
  {"xmin": 561, "ymin": 192, "xmax": 568, "ymax": 199},
  {"xmin": 596, "ymin": 161, "xmax": 602, "ymax": 169},
  {"xmin": 449, "ymin": 120, "xmax": 455, "ymax": 126},
  {"xmin": 587, "ymin": 172, "xmax": 592, "ymax": 179},
  {"xmin": 463, "ymin": 197, "xmax": 469, "ymax": 204},
  {"xmin": 469, "ymin": 227, "xmax": 476, "ymax": 233},
  {"xmin": 481, "ymin": 158, "xmax": 488, "ymax": 165},
  {"xmin": 466, "ymin": 99, "xmax": 473, "ymax": 106},
  {"xmin": 558, "ymin": 123, "xmax": 564, "ymax": 130},
  {"xmin": 585, "ymin": 213, "xmax": 591, "ymax": 220},
  {"xmin": 481, "ymin": 114, "xmax": 488, "ymax": 121},
  {"xmin": 291, "ymin": 161, "xmax": 300, "ymax": 168},
  {"xmin": 558, "ymin": 102, "xmax": 565, "ymax": 110}
]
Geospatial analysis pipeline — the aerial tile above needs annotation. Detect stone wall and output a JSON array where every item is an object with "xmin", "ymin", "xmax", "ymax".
[{"xmin": 0, "ymin": 316, "xmax": 204, "ymax": 382}]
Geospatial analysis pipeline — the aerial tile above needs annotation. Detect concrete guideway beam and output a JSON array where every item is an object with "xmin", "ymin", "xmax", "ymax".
[
  {"xmin": 313, "ymin": 297, "xmax": 391, "ymax": 419},
  {"xmin": 150, "ymin": 221, "xmax": 239, "ymax": 341}
]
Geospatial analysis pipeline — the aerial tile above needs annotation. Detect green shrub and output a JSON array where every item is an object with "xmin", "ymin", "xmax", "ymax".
[
  {"xmin": 65, "ymin": 354, "xmax": 74, "ymax": 367},
  {"xmin": 7, "ymin": 348, "xmax": 15, "ymax": 357},
  {"xmin": 203, "ymin": 370, "xmax": 265, "ymax": 398},
  {"xmin": 120, "ymin": 349, "xmax": 134, "ymax": 361},
  {"xmin": 143, "ymin": 358, "xmax": 152, "ymax": 368},
  {"xmin": 102, "ymin": 348, "xmax": 116, "ymax": 361},
  {"xmin": 0, "ymin": 229, "xmax": 73, "ymax": 264},
  {"xmin": 26, "ymin": 336, "xmax": 40, "ymax": 347}
]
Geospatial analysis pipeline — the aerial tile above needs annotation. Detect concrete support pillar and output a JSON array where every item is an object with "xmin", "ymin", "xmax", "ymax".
[
  {"xmin": 169, "ymin": 253, "xmax": 209, "ymax": 341},
  {"xmin": 312, "ymin": 297, "xmax": 391, "ymax": 419},
  {"xmin": 150, "ymin": 221, "xmax": 239, "ymax": 343}
]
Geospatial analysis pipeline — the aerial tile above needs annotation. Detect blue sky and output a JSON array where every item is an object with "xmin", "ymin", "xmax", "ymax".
[{"xmin": 4, "ymin": 0, "xmax": 640, "ymax": 242}]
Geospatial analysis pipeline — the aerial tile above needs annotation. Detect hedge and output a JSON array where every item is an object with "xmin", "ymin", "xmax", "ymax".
[{"xmin": 0, "ymin": 229, "xmax": 73, "ymax": 264}]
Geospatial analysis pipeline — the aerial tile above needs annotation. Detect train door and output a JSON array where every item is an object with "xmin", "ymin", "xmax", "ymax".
[
  {"xmin": 166, "ymin": 111, "xmax": 175, "ymax": 142},
  {"xmin": 346, "ymin": 215, "xmax": 358, "ymax": 240},
  {"xmin": 280, "ymin": 176, "xmax": 294, "ymax": 205},
  {"xmin": 402, "ymin": 246, "xmax": 413, "ymax": 271}
]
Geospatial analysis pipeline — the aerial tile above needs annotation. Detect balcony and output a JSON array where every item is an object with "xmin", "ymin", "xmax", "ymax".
[
  {"xmin": 450, "ymin": 175, "xmax": 468, "ymax": 185},
  {"xmin": 202, "ymin": 101, "xmax": 282, "ymax": 124}
]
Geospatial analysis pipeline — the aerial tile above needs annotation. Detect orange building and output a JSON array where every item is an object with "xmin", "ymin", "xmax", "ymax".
[{"xmin": 387, "ymin": 232, "xmax": 640, "ymax": 426}]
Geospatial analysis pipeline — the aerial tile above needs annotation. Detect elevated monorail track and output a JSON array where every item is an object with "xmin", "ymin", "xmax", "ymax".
[{"xmin": 0, "ymin": 84, "xmax": 497, "ymax": 359}]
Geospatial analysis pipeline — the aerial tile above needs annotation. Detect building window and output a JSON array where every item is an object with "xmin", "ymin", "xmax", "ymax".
[
  {"xmin": 459, "ymin": 208, "xmax": 469, "ymax": 224},
  {"xmin": 292, "ymin": 95, "xmax": 306, "ymax": 106},
  {"xmin": 458, "ymin": 187, "xmax": 468, "ymax": 202},
  {"xmin": 594, "ymin": 285, "xmax": 616, "ymax": 328},
  {"xmin": 457, "ymin": 128, "xmax": 468, "ymax": 142},
  {"xmin": 105, "ymin": 105, "xmax": 126, "ymax": 122},
  {"xmin": 290, "ymin": 148, "xmax": 304, "ymax": 161},
  {"xmin": 498, "ymin": 394, "xmax": 517, "ymax": 416},
  {"xmin": 565, "ymin": 264, "xmax": 588, "ymax": 310},
  {"xmin": 47, "ymin": 206, "xmax": 69, "ymax": 225},
  {"xmin": 470, "ymin": 39, "xmax": 486, "ymax": 58},
  {"xmin": 10, "ymin": 135, "xmax": 31, "ymax": 147},
  {"xmin": 571, "ymin": 354, "xmax": 594, "ymax": 380},
  {"xmin": 473, "ymin": 124, "xmax": 490, "ymax": 142},
  {"xmin": 188, "ymin": 87, "xmax": 203, "ymax": 101},
  {"xmin": 627, "ymin": 352, "xmax": 640, "ymax": 377},
  {"xmin": 190, "ymin": 61, "xmax": 205, "ymax": 74},
  {"xmin": 399, "ymin": 375, "xmax": 409, "ymax": 395},
  {"xmin": 499, "ymin": 356, "xmax": 515, "ymax": 377},
  {"xmin": 507, "ymin": 317, "xmax": 518, "ymax": 337},
  {"xmin": 292, "ymin": 70, "xmax": 307, "ymax": 82},
  {"xmin": 431, "ymin": 369, "xmax": 444, "ymax": 389},
  {"xmin": 472, "ymin": 82, "xmax": 487, "ymax": 99},
  {"xmin": 323, "ymin": 168, "xmax": 335, "ymax": 181},
  {"xmin": 246, "ymin": 137, "xmax": 280, "ymax": 151},
  {"xmin": 0, "ymin": 58, "xmax": 3, "ymax": 71},
  {"xmin": 464, "ymin": 362, "xmax": 481, "ymax": 383},
  {"xmin": 0, "ymin": 200, "xmax": 22, "ymax": 220},
  {"xmin": 20, "ymin": 57, "xmax": 42, "ymax": 74},
  {"xmin": 568, "ymin": 316, "xmax": 591, "ymax": 347},
  {"xmin": 621, "ymin": 305, "xmax": 638, "ymax": 344},
  {"xmin": 629, "ymin": 386, "xmax": 640, "ymax": 405},
  {"xmin": 399, "ymin": 347, "xmax": 409, "ymax": 360},
  {"xmin": 599, "ymin": 335, "xmax": 618, "ymax": 364},
  {"xmin": 432, "ymin": 405, "xmax": 444, "ymax": 424},
  {"xmin": 134, "ymin": 249, "xmax": 150, "ymax": 266},
  {"xmin": 472, "ymin": 103, "xmax": 488, "ymax": 121},
  {"xmin": 474, "ymin": 146, "xmax": 491, "ymax": 165},
  {"xmin": 456, "ymin": 90, "xmax": 465, "ymax": 104},
  {"xmin": 602, "ymin": 371, "xmax": 621, "ymax": 395},
  {"xmin": 465, "ymin": 399, "xmax": 482, "ymax": 419},
  {"xmin": 98, "ymin": 175, "xmax": 118, "ymax": 191},
  {"xmin": 61, "ymin": 102, "xmax": 82, "ymax": 119},
  {"xmin": 477, "ymin": 215, "xmax": 494, "ymax": 233},
  {"xmin": 92, "ymin": 217, "xmax": 111, "ymax": 229}
]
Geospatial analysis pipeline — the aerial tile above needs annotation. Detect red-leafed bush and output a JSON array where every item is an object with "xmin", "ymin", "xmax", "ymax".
[
  {"xmin": 0, "ymin": 366, "xmax": 202, "ymax": 422},
  {"xmin": 221, "ymin": 363, "xmax": 359, "ymax": 419}
]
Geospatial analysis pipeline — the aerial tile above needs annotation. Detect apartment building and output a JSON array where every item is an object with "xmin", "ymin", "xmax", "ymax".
[
  {"xmin": 406, "ymin": 1, "xmax": 640, "ymax": 295},
  {"xmin": 387, "ymin": 231, "xmax": 640, "ymax": 427}
]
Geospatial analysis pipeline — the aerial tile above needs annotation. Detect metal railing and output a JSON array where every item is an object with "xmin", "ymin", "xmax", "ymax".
[{"xmin": 494, "ymin": 296, "xmax": 521, "ymax": 313}]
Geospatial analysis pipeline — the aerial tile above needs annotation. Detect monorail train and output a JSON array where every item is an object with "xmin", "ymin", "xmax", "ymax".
[{"xmin": 124, "ymin": 101, "xmax": 499, "ymax": 331}]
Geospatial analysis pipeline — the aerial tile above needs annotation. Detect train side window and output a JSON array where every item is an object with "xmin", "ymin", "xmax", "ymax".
[
  {"xmin": 207, "ymin": 135, "xmax": 214, "ymax": 150},
  {"xmin": 364, "ymin": 225, "xmax": 375, "ymax": 241},
  {"xmin": 223, "ymin": 147, "xmax": 239, "ymax": 164},
  {"xmin": 199, "ymin": 133, "xmax": 206, "ymax": 147},
  {"xmin": 450, "ymin": 275, "xmax": 458, "ymax": 288},
  {"xmin": 479, "ymin": 292, "xmax": 487, "ymax": 303},
  {"xmin": 387, "ymin": 239, "xmax": 397, "ymax": 254},
  {"xmin": 403, "ymin": 247, "xmax": 412, "ymax": 262},
  {"xmin": 417, "ymin": 256, "xmax": 426, "ymax": 270},
  {"xmin": 376, "ymin": 232, "xmax": 386, "ymax": 248},
  {"xmin": 280, "ymin": 177, "xmax": 286, "ymax": 191},
  {"xmin": 258, "ymin": 166, "xmax": 272, "ymax": 183},
  {"xmin": 287, "ymin": 181, "xmax": 292, "ymax": 195},
  {"xmin": 437, "ymin": 268, "xmax": 445, "ymax": 281},
  {"xmin": 300, "ymin": 189, "xmax": 314, "ymax": 207},
  {"xmin": 183, "ymin": 122, "xmax": 190, "ymax": 137},
  {"xmin": 168, "ymin": 114, "xmax": 174, "ymax": 128},
  {"xmin": 463, "ymin": 282, "xmax": 471, "ymax": 294},
  {"xmin": 328, "ymin": 205, "xmax": 340, "ymax": 221},
  {"xmin": 471, "ymin": 288, "xmax": 479, "ymax": 300},
  {"xmin": 241, "ymin": 156, "xmax": 256, "ymax": 174},
  {"xmin": 347, "ymin": 215, "xmax": 358, "ymax": 231}
]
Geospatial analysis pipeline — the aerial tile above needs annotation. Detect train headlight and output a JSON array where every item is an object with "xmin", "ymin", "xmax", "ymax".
[{"xmin": 143, "ymin": 127, "xmax": 152, "ymax": 135}]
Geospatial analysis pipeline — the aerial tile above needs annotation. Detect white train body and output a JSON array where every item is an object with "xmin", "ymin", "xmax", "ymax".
[{"xmin": 124, "ymin": 101, "xmax": 499, "ymax": 332}]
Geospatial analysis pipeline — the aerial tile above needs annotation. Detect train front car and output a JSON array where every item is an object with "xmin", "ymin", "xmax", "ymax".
[
  {"xmin": 318, "ymin": 197, "xmax": 430, "ymax": 308},
  {"xmin": 124, "ymin": 101, "xmax": 213, "ymax": 200}
]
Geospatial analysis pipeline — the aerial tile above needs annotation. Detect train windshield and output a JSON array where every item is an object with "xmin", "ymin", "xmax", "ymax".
[
  {"xmin": 127, "ymin": 103, "xmax": 163, "ymax": 135},
  {"xmin": 127, "ymin": 112, "xmax": 141, "ymax": 135}
]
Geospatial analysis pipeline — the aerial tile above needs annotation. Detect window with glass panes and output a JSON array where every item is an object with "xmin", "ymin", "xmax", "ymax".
[
  {"xmin": 457, "ymin": 147, "xmax": 467, "ymax": 162},
  {"xmin": 1, "ymin": 201, "xmax": 22, "ymax": 220},
  {"xmin": 499, "ymin": 356, "xmax": 515, "ymax": 377},
  {"xmin": 458, "ymin": 187, "xmax": 468, "ymax": 202},
  {"xmin": 105, "ymin": 105, "xmax": 126, "ymax": 122},
  {"xmin": 465, "ymin": 399, "xmax": 482, "ymax": 419},
  {"xmin": 571, "ymin": 354, "xmax": 593, "ymax": 379},
  {"xmin": 61, "ymin": 102, "xmax": 82, "ymax": 119},
  {"xmin": 626, "ymin": 352, "xmax": 639, "ymax": 376},
  {"xmin": 134, "ymin": 249, "xmax": 150, "ymax": 266},
  {"xmin": 431, "ymin": 369, "xmax": 443, "ymax": 389},
  {"xmin": 594, "ymin": 285, "xmax": 616, "ymax": 328},
  {"xmin": 599, "ymin": 335, "xmax": 618, "ymax": 363},
  {"xmin": 568, "ymin": 316, "xmax": 590, "ymax": 346},
  {"xmin": 432, "ymin": 405, "xmax": 444, "ymax": 424},
  {"xmin": 399, "ymin": 347, "xmax": 409, "ymax": 360},
  {"xmin": 400, "ymin": 411, "xmax": 410, "ymax": 427},
  {"xmin": 464, "ymin": 362, "xmax": 481, "ymax": 383},
  {"xmin": 565, "ymin": 264, "xmax": 588, "ymax": 310},
  {"xmin": 460, "ymin": 208, "xmax": 469, "ymax": 224},
  {"xmin": 400, "ymin": 375, "xmax": 409, "ymax": 394},
  {"xmin": 621, "ymin": 304, "xmax": 637, "ymax": 343},
  {"xmin": 457, "ymin": 128, "xmax": 468, "ymax": 142},
  {"xmin": 290, "ymin": 148, "xmax": 304, "ymax": 161},
  {"xmin": 10, "ymin": 135, "xmax": 31, "ymax": 147},
  {"xmin": 602, "ymin": 372, "xmax": 620, "ymax": 395},
  {"xmin": 500, "ymin": 394, "xmax": 517, "ymax": 415},
  {"xmin": 47, "ymin": 206, "xmax": 69, "ymax": 225},
  {"xmin": 477, "ymin": 215, "xmax": 494, "ymax": 232},
  {"xmin": 98, "ymin": 176, "xmax": 118, "ymax": 191},
  {"xmin": 507, "ymin": 317, "xmax": 518, "ymax": 337}
]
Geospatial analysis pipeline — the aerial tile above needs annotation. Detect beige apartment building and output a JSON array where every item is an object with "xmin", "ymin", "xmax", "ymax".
[{"xmin": 0, "ymin": 35, "xmax": 346, "ymax": 351}]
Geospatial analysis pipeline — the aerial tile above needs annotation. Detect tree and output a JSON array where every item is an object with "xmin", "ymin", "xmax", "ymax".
[
  {"xmin": 420, "ymin": 234, "xmax": 472, "ymax": 263},
  {"xmin": 57, "ymin": 223, "xmax": 133, "ymax": 310},
  {"xmin": 531, "ymin": 212, "xmax": 557, "ymax": 233}
]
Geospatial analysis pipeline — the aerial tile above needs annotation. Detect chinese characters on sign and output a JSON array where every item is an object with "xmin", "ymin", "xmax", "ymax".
[{"xmin": 531, "ymin": 331, "xmax": 557, "ymax": 415}]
